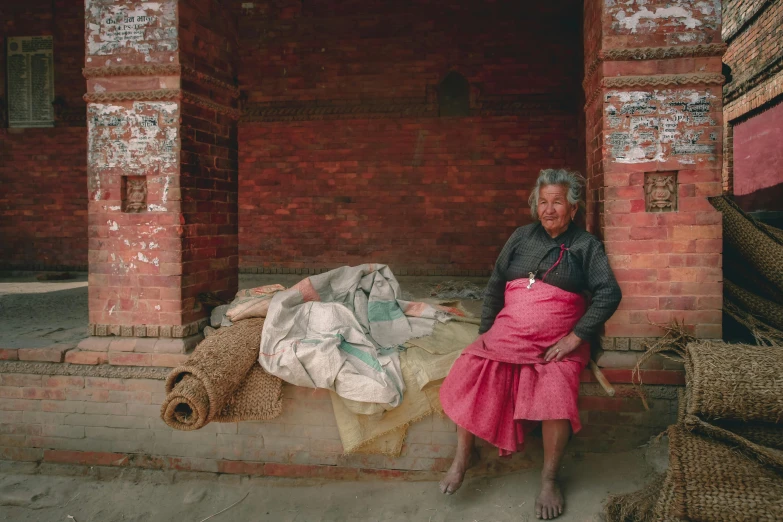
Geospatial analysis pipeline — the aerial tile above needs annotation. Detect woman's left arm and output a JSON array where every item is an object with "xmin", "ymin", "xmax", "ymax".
[
  {"xmin": 572, "ymin": 239, "xmax": 622, "ymax": 340},
  {"xmin": 544, "ymin": 239, "xmax": 622, "ymax": 362}
]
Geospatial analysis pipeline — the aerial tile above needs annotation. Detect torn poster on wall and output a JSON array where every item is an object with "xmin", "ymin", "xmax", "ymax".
[
  {"xmin": 85, "ymin": 1, "xmax": 177, "ymax": 57},
  {"xmin": 87, "ymin": 102, "xmax": 179, "ymax": 205},
  {"xmin": 604, "ymin": 90, "xmax": 717, "ymax": 165}
]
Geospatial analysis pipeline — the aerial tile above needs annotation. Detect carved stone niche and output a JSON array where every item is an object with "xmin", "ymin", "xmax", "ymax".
[
  {"xmin": 645, "ymin": 171, "xmax": 678, "ymax": 212},
  {"xmin": 122, "ymin": 176, "xmax": 147, "ymax": 213}
]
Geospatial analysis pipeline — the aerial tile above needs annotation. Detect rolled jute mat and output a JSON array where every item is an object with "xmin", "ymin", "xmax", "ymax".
[
  {"xmin": 725, "ymin": 279, "xmax": 783, "ymax": 332},
  {"xmin": 606, "ymin": 419, "xmax": 783, "ymax": 522},
  {"xmin": 161, "ymin": 317, "xmax": 283, "ymax": 430},
  {"xmin": 724, "ymin": 246, "xmax": 783, "ymax": 304},
  {"xmin": 709, "ymin": 195, "xmax": 783, "ymax": 294},
  {"xmin": 684, "ymin": 340, "xmax": 783, "ymax": 425},
  {"xmin": 678, "ymin": 377, "xmax": 783, "ymax": 450},
  {"xmin": 657, "ymin": 419, "xmax": 783, "ymax": 522}
]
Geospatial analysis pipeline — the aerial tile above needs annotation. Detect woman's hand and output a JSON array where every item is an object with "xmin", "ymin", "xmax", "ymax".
[{"xmin": 542, "ymin": 331, "xmax": 583, "ymax": 362}]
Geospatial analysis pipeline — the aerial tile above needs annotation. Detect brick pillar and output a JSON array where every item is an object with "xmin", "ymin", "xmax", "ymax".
[
  {"xmin": 80, "ymin": 0, "xmax": 238, "ymax": 354},
  {"xmin": 582, "ymin": 0, "xmax": 725, "ymax": 353}
]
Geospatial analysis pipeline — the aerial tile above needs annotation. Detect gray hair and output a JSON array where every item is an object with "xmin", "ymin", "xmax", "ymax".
[{"xmin": 528, "ymin": 169, "xmax": 585, "ymax": 220}]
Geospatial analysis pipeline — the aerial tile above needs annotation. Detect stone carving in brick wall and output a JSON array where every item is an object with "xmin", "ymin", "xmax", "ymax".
[
  {"xmin": 645, "ymin": 172, "xmax": 678, "ymax": 212},
  {"xmin": 123, "ymin": 176, "xmax": 147, "ymax": 213}
]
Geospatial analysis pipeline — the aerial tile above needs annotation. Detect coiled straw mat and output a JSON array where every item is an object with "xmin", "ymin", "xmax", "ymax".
[
  {"xmin": 161, "ymin": 317, "xmax": 282, "ymax": 430},
  {"xmin": 725, "ymin": 279, "xmax": 783, "ymax": 332},
  {"xmin": 709, "ymin": 195, "xmax": 783, "ymax": 293},
  {"xmin": 684, "ymin": 341, "xmax": 783, "ymax": 425},
  {"xmin": 606, "ymin": 418, "xmax": 783, "ymax": 522}
]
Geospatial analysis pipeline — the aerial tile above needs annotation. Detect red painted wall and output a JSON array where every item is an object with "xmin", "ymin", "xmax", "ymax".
[
  {"xmin": 237, "ymin": 0, "xmax": 584, "ymax": 274},
  {"xmin": 732, "ymin": 102, "xmax": 783, "ymax": 212}
]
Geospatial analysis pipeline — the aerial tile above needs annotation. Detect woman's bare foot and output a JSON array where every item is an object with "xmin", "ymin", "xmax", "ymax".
[
  {"xmin": 535, "ymin": 478, "xmax": 564, "ymax": 519},
  {"xmin": 439, "ymin": 447, "xmax": 478, "ymax": 495}
]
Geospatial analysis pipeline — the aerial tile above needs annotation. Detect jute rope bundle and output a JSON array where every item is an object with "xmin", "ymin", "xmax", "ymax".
[
  {"xmin": 678, "ymin": 384, "xmax": 783, "ymax": 450},
  {"xmin": 161, "ymin": 317, "xmax": 282, "ymax": 430},
  {"xmin": 709, "ymin": 195, "xmax": 783, "ymax": 293},
  {"xmin": 684, "ymin": 341, "xmax": 783, "ymax": 424},
  {"xmin": 724, "ymin": 299, "xmax": 783, "ymax": 347},
  {"xmin": 724, "ymin": 247, "xmax": 783, "ymax": 304},
  {"xmin": 725, "ymin": 279, "xmax": 783, "ymax": 332}
]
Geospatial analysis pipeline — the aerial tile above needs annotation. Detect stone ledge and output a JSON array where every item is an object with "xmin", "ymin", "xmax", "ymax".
[
  {"xmin": 76, "ymin": 334, "xmax": 202, "ymax": 355},
  {"xmin": 0, "ymin": 348, "xmax": 19, "ymax": 361},
  {"xmin": 89, "ymin": 319, "xmax": 209, "ymax": 338},
  {"xmin": 17, "ymin": 345, "xmax": 75, "ymax": 363},
  {"xmin": 600, "ymin": 336, "xmax": 653, "ymax": 351},
  {"xmin": 594, "ymin": 349, "xmax": 685, "ymax": 372}
]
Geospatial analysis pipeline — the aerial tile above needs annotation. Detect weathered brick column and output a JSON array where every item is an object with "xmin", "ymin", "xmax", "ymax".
[
  {"xmin": 76, "ymin": 0, "xmax": 239, "ymax": 358},
  {"xmin": 583, "ymin": 0, "xmax": 725, "ymax": 357}
]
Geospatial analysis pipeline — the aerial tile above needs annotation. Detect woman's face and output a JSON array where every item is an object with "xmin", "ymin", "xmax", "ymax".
[{"xmin": 537, "ymin": 184, "xmax": 577, "ymax": 238}]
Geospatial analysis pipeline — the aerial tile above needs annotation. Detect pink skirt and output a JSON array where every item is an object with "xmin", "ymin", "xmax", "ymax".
[
  {"xmin": 439, "ymin": 279, "xmax": 588, "ymax": 455},
  {"xmin": 439, "ymin": 353, "xmax": 584, "ymax": 455}
]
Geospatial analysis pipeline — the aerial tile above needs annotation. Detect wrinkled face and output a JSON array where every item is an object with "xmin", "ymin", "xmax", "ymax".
[{"xmin": 537, "ymin": 184, "xmax": 577, "ymax": 237}]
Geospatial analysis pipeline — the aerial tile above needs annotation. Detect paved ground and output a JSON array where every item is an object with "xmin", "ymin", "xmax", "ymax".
[
  {"xmin": 0, "ymin": 272, "xmax": 487, "ymax": 350},
  {"xmin": 0, "ymin": 444, "xmax": 665, "ymax": 522},
  {"xmin": 0, "ymin": 273, "xmax": 89, "ymax": 349}
]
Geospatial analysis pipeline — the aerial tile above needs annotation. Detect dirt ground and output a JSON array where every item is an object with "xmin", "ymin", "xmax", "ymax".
[{"xmin": 0, "ymin": 444, "xmax": 666, "ymax": 522}]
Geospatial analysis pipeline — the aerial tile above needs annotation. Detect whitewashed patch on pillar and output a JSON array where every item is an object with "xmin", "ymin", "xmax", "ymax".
[
  {"xmin": 604, "ymin": 90, "xmax": 717, "ymax": 165},
  {"xmin": 87, "ymin": 102, "xmax": 179, "ymax": 205},
  {"xmin": 608, "ymin": 0, "xmax": 721, "ymax": 44},
  {"xmin": 85, "ymin": 1, "xmax": 178, "ymax": 57}
]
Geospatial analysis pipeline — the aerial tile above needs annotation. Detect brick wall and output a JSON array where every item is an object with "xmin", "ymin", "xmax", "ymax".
[
  {"xmin": 0, "ymin": 129, "xmax": 87, "ymax": 269},
  {"xmin": 239, "ymin": 116, "xmax": 580, "ymax": 274},
  {"xmin": 236, "ymin": 0, "xmax": 584, "ymax": 274},
  {"xmin": 0, "ymin": 366, "xmax": 680, "ymax": 473},
  {"xmin": 0, "ymin": 0, "xmax": 87, "ymax": 270},
  {"xmin": 722, "ymin": 0, "xmax": 783, "ymax": 211},
  {"xmin": 583, "ymin": 0, "xmax": 725, "ymax": 341},
  {"xmin": 723, "ymin": 0, "xmax": 781, "ymax": 87},
  {"xmin": 179, "ymin": 0, "xmax": 241, "ymax": 317}
]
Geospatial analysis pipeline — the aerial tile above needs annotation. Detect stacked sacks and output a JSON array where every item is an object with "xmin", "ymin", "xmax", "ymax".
[{"xmin": 606, "ymin": 341, "xmax": 783, "ymax": 522}]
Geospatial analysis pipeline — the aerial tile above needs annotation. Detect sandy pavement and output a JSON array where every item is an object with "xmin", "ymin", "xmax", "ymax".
[{"xmin": 0, "ymin": 446, "xmax": 663, "ymax": 522}]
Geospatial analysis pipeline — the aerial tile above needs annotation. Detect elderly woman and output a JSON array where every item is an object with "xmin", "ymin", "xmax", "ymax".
[{"xmin": 438, "ymin": 169, "xmax": 622, "ymax": 520}]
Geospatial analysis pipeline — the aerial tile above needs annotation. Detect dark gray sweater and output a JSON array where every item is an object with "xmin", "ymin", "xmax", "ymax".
[{"xmin": 479, "ymin": 222, "xmax": 622, "ymax": 340}]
